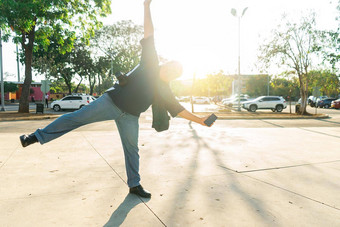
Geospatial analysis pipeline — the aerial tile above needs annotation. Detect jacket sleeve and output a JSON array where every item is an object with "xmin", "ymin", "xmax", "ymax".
[
  {"xmin": 140, "ymin": 36, "xmax": 159, "ymax": 69},
  {"xmin": 158, "ymin": 81, "xmax": 185, "ymax": 117}
]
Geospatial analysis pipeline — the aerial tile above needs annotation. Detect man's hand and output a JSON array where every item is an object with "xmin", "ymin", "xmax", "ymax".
[
  {"xmin": 200, "ymin": 115, "xmax": 214, "ymax": 127},
  {"xmin": 144, "ymin": 0, "xmax": 153, "ymax": 38}
]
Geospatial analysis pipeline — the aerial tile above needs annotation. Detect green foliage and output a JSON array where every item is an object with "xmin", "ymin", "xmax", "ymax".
[
  {"xmin": 245, "ymin": 75, "xmax": 269, "ymax": 97},
  {"xmin": 308, "ymin": 70, "xmax": 340, "ymax": 97},
  {"xmin": 91, "ymin": 21, "xmax": 143, "ymax": 94},
  {"xmin": 170, "ymin": 71, "xmax": 233, "ymax": 98},
  {"xmin": 32, "ymin": 20, "xmax": 143, "ymax": 96},
  {"xmin": 0, "ymin": 0, "xmax": 111, "ymax": 112},
  {"xmin": 318, "ymin": 1, "xmax": 340, "ymax": 70},
  {"xmin": 49, "ymin": 78, "xmax": 75, "ymax": 94},
  {"xmin": 270, "ymin": 76, "xmax": 300, "ymax": 100},
  {"xmin": 4, "ymin": 82, "xmax": 18, "ymax": 93},
  {"xmin": 206, "ymin": 71, "xmax": 233, "ymax": 97},
  {"xmin": 92, "ymin": 21, "xmax": 143, "ymax": 74}
]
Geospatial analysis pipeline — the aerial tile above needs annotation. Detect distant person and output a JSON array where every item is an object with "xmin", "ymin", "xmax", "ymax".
[
  {"xmin": 45, "ymin": 94, "xmax": 49, "ymax": 108},
  {"xmin": 31, "ymin": 96, "xmax": 35, "ymax": 103},
  {"xmin": 20, "ymin": 0, "xmax": 214, "ymax": 198}
]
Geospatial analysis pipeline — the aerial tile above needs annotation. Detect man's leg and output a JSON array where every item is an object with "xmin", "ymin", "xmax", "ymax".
[
  {"xmin": 115, "ymin": 113, "xmax": 140, "ymax": 187},
  {"xmin": 34, "ymin": 93, "xmax": 122, "ymax": 144},
  {"xmin": 115, "ymin": 113, "xmax": 151, "ymax": 198}
]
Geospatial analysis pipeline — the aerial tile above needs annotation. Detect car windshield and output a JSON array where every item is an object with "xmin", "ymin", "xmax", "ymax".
[{"xmin": 253, "ymin": 96, "xmax": 265, "ymax": 101}]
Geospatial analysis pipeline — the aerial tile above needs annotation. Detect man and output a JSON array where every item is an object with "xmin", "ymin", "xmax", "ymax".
[
  {"xmin": 20, "ymin": 0, "xmax": 213, "ymax": 198},
  {"xmin": 45, "ymin": 94, "xmax": 49, "ymax": 108}
]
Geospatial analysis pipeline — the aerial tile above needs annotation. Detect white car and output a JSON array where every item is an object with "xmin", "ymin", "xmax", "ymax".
[
  {"xmin": 242, "ymin": 96, "xmax": 287, "ymax": 112},
  {"xmin": 193, "ymin": 97, "xmax": 210, "ymax": 104},
  {"xmin": 223, "ymin": 98, "xmax": 248, "ymax": 107},
  {"xmin": 51, "ymin": 95, "xmax": 96, "ymax": 111}
]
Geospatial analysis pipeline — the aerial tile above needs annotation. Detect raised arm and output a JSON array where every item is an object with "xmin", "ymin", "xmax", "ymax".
[{"xmin": 144, "ymin": 0, "xmax": 154, "ymax": 38}]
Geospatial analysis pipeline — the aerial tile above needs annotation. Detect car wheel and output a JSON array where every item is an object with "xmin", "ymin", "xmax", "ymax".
[
  {"xmin": 324, "ymin": 104, "xmax": 330, "ymax": 108},
  {"xmin": 276, "ymin": 105, "xmax": 283, "ymax": 112},
  {"xmin": 79, "ymin": 105, "xmax": 85, "ymax": 109},
  {"xmin": 249, "ymin": 105, "xmax": 257, "ymax": 112},
  {"xmin": 53, "ymin": 105, "xmax": 61, "ymax": 112},
  {"xmin": 271, "ymin": 109, "xmax": 276, "ymax": 112}
]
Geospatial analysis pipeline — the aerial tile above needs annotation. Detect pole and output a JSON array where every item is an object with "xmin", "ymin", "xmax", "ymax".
[
  {"xmin": 0, "ymin": 30, "xmax": 5, "ymax": 111},
  {"xmin": 267, "ymin": 74, "xmax": 269, "ymax": 96},
  {"xmin": 16, "ymin": 44, "xmax": 20, "ymax": 82},
  {"xmin": 237, "ymin": 16, "xmax": 241, "ymax": 111},
  {"xmin": 191, "ymin": 72, "xmax": 196, "ymax": 113}
]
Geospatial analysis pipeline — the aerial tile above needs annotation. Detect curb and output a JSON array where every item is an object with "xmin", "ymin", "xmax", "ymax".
[
  {"xmin": 194, "ymin": 112, "xmax": 330, "ymax": 120},
  {"xmin": 0, "ymin": 114, "xmax": 61, "ymax": 122},
  {"xmin": 0, "ymin": 112, "xmax": 330, "ymax": 122}
]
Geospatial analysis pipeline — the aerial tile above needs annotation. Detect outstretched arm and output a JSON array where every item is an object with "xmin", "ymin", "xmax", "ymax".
[
  {"xmin": 178, "ymin": 109, "xmax": 213, "ymax": 127},
  {"xmin": 144, "ymin": 0, "xmax": 154, "ymax": 38}
]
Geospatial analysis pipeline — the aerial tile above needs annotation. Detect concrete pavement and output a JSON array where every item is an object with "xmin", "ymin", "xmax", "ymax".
[{"xmin": 0, "ymin": 115, "xmax": 339, "ymax": 226}]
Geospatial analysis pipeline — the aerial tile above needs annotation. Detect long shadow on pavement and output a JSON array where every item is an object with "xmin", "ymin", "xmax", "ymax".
[{"xmin": 104, "ymin": 194, "xmax": 149, "ymax": 227}]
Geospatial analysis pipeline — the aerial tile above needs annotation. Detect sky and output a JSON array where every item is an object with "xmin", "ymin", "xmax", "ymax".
[{"xmin": 1, "ymin": 0, "xmax": 339, "ymax": 82}]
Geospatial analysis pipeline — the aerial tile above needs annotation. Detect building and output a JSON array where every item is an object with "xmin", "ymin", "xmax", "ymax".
[{"xmin": 2, "ymin": 81, "xmax": 50, "ymax": 102}]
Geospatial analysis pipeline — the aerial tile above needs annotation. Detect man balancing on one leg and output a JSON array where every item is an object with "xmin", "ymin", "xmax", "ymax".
[{"xmin": 20, "ymin": 0, "xmax": 214, "ymax": 198}]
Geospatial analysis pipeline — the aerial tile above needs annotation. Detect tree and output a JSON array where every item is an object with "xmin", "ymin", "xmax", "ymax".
[
  {"xmin": 270, "ymin": 75, "xmax": 300, "ymax": 100},
  {"xmin": 4, "ymin": 82, "xmax": 18, "ymax": 93},
  {"xmin": 245, "ymin": 74, "xmax": 270, "ymax": 97},
  {"xmin": 258, "ymin": 13, "xmax": 320, "ymax": 114},
  {"xmin": 93, "ymin": 56, "xmax": 112, "ymax": 95},
  {"xmin": 0, "ymin": 0, "xmax": 111, "ymax": 113},
  {"xmin": 206, "ymin": 71, "xmax": 233, "ymax": 98},
  {"xmin": 319, "ymin": 1, "xmax": 340, "ymax": 71},
  {"xmin": 92, "ymin": 21, "xmax": 143, "ymax": 77},
  {"xmin": 309, "ymin": 70, "xmax": 340, "ymax": 97}
]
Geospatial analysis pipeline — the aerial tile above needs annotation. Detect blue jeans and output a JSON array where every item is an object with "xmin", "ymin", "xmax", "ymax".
[{"xmin": 34, "ymin": 93, "xmax": 141, "ymax": 188}]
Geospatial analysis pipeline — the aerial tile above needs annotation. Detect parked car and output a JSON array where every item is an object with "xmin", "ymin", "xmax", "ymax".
[
  {"xmin": 193, "ymin": 97, "xmax": 210, "ymax": 104},
  {"xmin": 242, "ymin": 96, "xmax": 287, "ymax": 112},
  {"xmin": 51, "ymin": 95, "xmax": 96, "ymax": 111},
  {"xmin": 177, "ymin": 96, "xmax": 190, "ymax": 102},
  {"xmin": 317, "ymin": 98, "xmax": 337, "ymax": 108},
  {"xmin": 309, "ymin": 96, "xmax": 328, "ymax": 107},
  {"xmin": 331, "ymin": 99, "xmax": 340, "ymax": 109},
  {"xmin": 222, "ymin": 98, "xmax": 248, "ymax": 107}
]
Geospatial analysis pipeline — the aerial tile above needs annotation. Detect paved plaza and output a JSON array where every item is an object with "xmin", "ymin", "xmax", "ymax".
[{"xmin": 0, "ymin": 111, "xmax": 339, "ymax": 226}]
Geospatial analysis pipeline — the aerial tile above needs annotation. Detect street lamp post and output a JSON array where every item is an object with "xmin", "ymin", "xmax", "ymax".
[
  {"xmin": 231, "ymin": 7, "xmax": 248, "ymax": 111},
  {"xmin": 0, "ymin": 30, "xmax": 5, "ymax": 111}
]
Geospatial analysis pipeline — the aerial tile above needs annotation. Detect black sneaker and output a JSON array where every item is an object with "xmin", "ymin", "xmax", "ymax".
[
  {"xmin": 129, "ymin": 185, "xmax": 151, "ymax": 198},
  {"xmin": 20, "ymin": 133, "xmax": 38, "ymax": 147}
]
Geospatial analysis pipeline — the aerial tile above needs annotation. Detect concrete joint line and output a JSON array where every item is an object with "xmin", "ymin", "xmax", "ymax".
[
  {"xmin": 235, "ymin": 160, "xmax": 340, "ymax": 173},
  {"xmin": 219, "ymin": 164, "xmax": 340, "ymax": 211},
  {"xmin": 81, "ymin": 133, "xmax": 127, "ymax": 185},
  {"xmin": 81, "ymin": 133, "xmax": 167, "ymax": 226},
  {"xmin": 259, "ymin": 119, "xmax": 284, "ymax": 128},
  {"xmin": 0, "ymin": 145, "xmax": 19, "ymax": 171},
  {"xmin": 298, "ymin": 127, "xmax": 340, "ymax": 139},
  {"xmin": 242, "ymin": 173, "xmax": 340, "ymax": 211}
]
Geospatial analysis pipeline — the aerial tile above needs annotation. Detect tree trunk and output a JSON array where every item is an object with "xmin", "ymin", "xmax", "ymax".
[
  {"xmin": 18, "ymin": 28, "xmax": 35, "ymax": 113},
  {"xmin": 73, "ymin": 77, "xmax": 83, "ymax": 94},
  {"xmin": 89, "ymin": 74, "xmax": 96, "ymax": 95},
  {"xmin": 67, "ymin": 82, "xmax": 72, "ymax": 95},
  {"xmin": 61, "ymin": 74, "xmax": 73, "ymax": 95},
  {"xmin": 298, "ymin": 74, "xmax": 308, "ymax": 115},
  {"xmin": 97, "ymin": 74, "xmax": 101, "ymax": 94}
]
